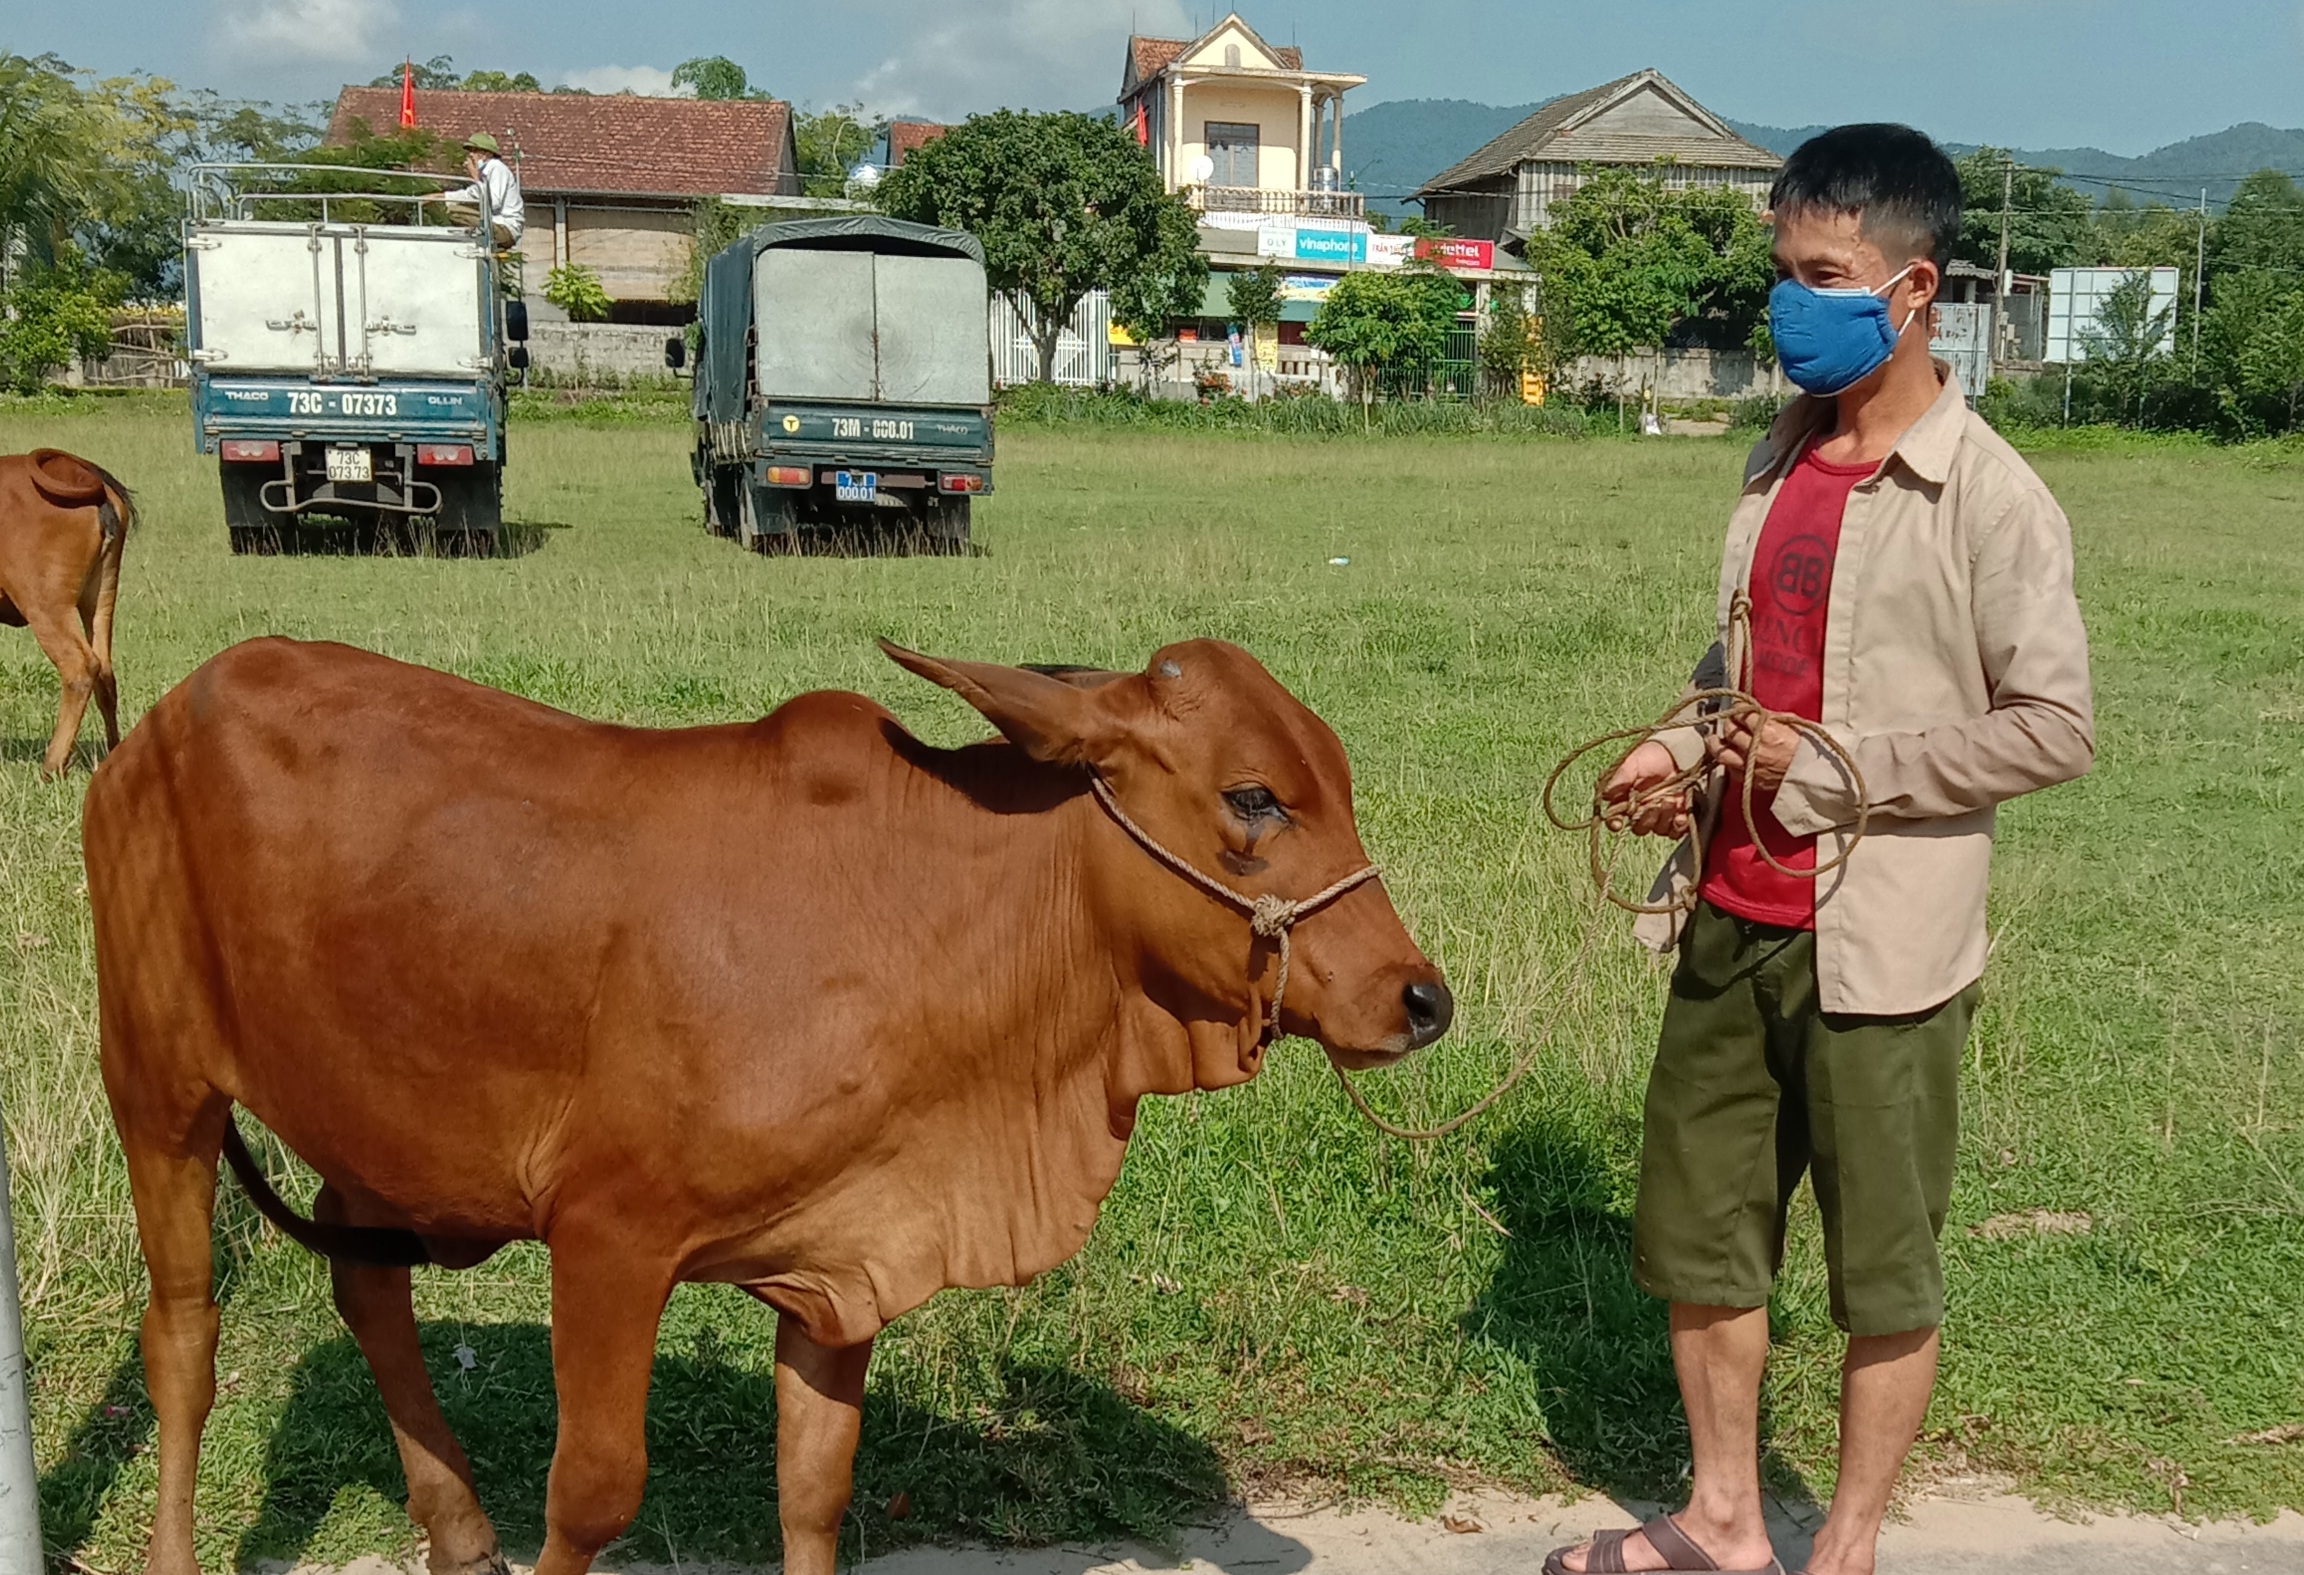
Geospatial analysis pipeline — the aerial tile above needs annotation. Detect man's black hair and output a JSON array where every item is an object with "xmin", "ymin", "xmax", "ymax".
[{"xmin": 1770, "ymin": 124, "xmax": 1964, "ymax": 273}]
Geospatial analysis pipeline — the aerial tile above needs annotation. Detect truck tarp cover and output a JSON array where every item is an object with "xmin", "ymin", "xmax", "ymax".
[{"xmin": 748, "ymin": 217, "xmax": 990, "ymax": 407}]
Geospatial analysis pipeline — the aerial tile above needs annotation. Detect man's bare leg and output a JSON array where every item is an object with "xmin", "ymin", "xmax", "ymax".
[
  {"xmin": 1803, "ymin": 1327, "xmax": 1939, "ymax": 1575},
  {"xmin": 1561, "ymin": 1304, "xmax": 1777, "ymax": 1573}
]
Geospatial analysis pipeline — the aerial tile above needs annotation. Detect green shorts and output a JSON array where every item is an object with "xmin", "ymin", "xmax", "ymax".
[{"xmin": 1632, "ymin": 901, "xmax": 1978, "ymax": 1337}]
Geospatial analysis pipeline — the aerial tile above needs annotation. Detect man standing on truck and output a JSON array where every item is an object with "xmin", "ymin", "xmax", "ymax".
[{"xmin": 449, "ymin": 132, "xmax": 524, "ymax": 249}]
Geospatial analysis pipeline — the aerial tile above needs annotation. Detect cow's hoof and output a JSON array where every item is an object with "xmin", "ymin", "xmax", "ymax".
[{"xmin": 429, "ymin": 1552, "xmax": 509, "ymax": 1575}]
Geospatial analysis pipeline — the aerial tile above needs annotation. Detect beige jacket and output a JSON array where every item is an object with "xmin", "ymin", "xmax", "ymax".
[{"xmin": 1634, "ymin": 368, "xmax": 2095, "ymax": 1015}]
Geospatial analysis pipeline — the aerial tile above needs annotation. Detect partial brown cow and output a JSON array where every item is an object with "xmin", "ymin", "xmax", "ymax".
[
  {"xmin": 87, "ymin": 635, "xmax": 1451, "ymax": 1575},
  {"xmin": 0, "ymin": 448, "xmax": 129, "ymax": 777}
]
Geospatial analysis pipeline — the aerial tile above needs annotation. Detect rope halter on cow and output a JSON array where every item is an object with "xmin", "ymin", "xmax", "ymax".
[{"xmin": 1087, "ymin": 775, "xmax": 1382, "ymax": 1043}]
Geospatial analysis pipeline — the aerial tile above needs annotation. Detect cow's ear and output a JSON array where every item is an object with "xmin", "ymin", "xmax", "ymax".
[{"xmin": 881, "ymin": 641, "xmax": 1125, "ymax": 767}]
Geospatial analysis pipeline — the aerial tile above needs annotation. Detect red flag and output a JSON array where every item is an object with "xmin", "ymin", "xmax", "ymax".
[
  {"xmin": 399, "ymin": 61, "xmax": 416, "ymax": 129},
  {"xmin": 1133, "ymin": 101, "xmax": 1148, "ymax": 147}
]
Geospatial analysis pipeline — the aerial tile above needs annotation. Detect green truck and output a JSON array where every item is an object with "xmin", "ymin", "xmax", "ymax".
[{"xmin": 683, "ymin": 217, "xmax": 993, "ymax": 553}]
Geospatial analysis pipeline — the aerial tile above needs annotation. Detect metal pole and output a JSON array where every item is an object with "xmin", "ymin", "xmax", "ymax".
[
  {"xmin": 0, "ymin": 1119, "xmax": 45, "ymax": 1575},
  {"xmin": 1993, "ymin": 161, "xmax": 2014, "ymax": 376},
  {"xmin": 2192, "ymin": 187, "xmax": 2207, "ymax": 375}
]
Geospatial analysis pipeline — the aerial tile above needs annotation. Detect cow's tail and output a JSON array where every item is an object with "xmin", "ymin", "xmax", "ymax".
[
  {"xmin": 26, "ymin": 449, "xmax": 135, "ymax": 539},
  {"xmin": 220, "ymin": 1117, "xmax": 432, "ymax": 1267}
]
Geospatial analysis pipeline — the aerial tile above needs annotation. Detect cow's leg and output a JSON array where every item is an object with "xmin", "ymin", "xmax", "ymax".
[
  {"xmin": 314, "ymin": 1187, "xmax": 504, "ymax": 1575},
  {"xmin": 774, "ymin": 1315, "xmax": 875, "ymax": 1575},
  {"xmin": 120, "ymin": 1101, "xmax": 228, "ymax": 1575},
  {"xmin": 77, "ymin": 543, "xmax": 120, "ymax": 750},
  {"xmin": 22, "ymin": 601, "xmax": 99, "ymax": 778},
  {"xmin": 533, "ymin": 1245, "xmax": 676, "ymax": 1575}
]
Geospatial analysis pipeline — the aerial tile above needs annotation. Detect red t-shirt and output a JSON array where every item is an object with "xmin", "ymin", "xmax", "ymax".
[{"xmin": 1699, "ymin": 442, "xmax": 1873, "ymax": 929}]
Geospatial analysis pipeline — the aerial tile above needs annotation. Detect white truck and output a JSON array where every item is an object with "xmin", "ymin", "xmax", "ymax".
[{"xmin": 183, "ymin": 164, "xmax": 529, "ymax": 555}]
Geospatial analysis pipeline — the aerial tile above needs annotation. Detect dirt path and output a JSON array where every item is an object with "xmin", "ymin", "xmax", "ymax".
[
  {"xmin": 836, "ymin": 1490, "xmax": 2304, "ymax": 1575},
  {"xmin": 279, "ymin": 1489, "xmax": 2304, "ymax": 1575}
]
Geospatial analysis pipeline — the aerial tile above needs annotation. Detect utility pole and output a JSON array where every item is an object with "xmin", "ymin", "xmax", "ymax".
[
  {"xmin": 2192, "ymin": 187, "xmax": 2208, "ymax": 375},
  {"xmin": 1993, "ymin": 161, "xmax": 2015, "ymax": 375}
]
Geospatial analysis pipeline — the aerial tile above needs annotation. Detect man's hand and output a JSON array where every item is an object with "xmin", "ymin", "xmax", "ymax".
[
  {"xmin": 1600, "ymin": 740, "xmax": 1691, "ymax": 838},
  {"xmin": 1711, "ymin": 712, "xmax": 1800, "ymax": 793}
]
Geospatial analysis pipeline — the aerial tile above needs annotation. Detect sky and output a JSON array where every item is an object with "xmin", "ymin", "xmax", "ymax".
[{"xmin": 15, "ymin": 0, "xmax": 2304, "ymax": 155}]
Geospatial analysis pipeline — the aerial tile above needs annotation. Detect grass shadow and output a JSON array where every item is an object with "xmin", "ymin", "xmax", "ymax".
[
  {"xmin": 38, "ymin": 1345, "xmax": 155, "ymax": 1564},
  {"xmin": 235, "ymin": 1306, "xmax": 1230, "ymax": 1572},
  {"xmin": 226, "ymin": 520, "xmax": 551, "ymax": 560},
  {"xmin": 1471, "ymin": 1114, "xmax": 1823, "ymax": 1534}
]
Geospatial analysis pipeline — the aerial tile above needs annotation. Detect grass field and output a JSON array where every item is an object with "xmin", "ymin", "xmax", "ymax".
[{"xmin": 0, "ymin": 395, "xmax": 2299, "ymax": 1571}]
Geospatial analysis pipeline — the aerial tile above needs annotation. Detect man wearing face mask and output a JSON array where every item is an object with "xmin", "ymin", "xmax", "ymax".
[{"xmin": 1549, "ymin": 127, "xmax": 2095, "ymax": 1575}]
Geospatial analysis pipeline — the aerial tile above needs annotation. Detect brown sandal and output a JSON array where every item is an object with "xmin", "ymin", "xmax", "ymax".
[{"xmin": 1541, "ymin": 1513, "xmax": 1782, "ymax": 1575}]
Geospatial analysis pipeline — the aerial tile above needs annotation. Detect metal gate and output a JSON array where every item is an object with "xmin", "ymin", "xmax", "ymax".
[
  {"xmin": 989, "ymin": 291, "xmax": 1114, "ymax": 387},
  {"xmin": 1931, "ymin": 304, "xmax": 1994, "ymax": 401}
]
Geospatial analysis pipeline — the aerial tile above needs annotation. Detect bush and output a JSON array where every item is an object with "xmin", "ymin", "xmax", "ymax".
[
  {"xmin": 543, "ymin": 263, "xmax": 614, "ymax": 323},
  {"xmin": 0, "ymin": 261, "xmax": 124, "ymax": 394},
  {"xmin": 993, "ymin": 382, "xmax": 1601, "ymax": 438}
]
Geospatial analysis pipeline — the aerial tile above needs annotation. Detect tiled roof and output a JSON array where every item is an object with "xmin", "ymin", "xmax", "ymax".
[
  {"xmin": 888, "ymin": 121, "xmax": 948, "ymax": 167},
  {"xmin": 326, "ymin": 87, "xmax": 795, "ymax": 197},
  {"xmin": 1123, "ymin": 18, "xmax": 1306, "ymax": 97},
  {"xmin": 1415, "ymin": 69, "xmax": 1780, "ymax": 197}
]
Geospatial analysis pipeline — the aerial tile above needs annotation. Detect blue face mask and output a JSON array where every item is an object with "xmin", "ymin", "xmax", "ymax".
[{"xmin": 1769, "ymin": 265, "xmax": 1917, "ymax": 396}]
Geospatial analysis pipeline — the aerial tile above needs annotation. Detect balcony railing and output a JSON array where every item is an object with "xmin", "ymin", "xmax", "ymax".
[{"xmin": 1184, "ymin": 184, "xmax": 1364, "ymax": 220}]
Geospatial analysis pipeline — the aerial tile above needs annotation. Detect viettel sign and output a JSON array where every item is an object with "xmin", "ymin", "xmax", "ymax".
[{"xmin": 1414, "ymin": 237, "xmax": 1496, "ymax": 272}]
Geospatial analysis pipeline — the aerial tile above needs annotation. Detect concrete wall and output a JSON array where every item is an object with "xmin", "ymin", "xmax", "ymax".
[
  {"xmin": 523, "ymin": 322, "xmax": 685, "ymax": 385},
  {"xmin": 1179, "ymin": 83, "xmax": 1304, "ymax": 190},
  {"xmin": 1564, "ymin": 349, "xmax": 1782, "ymax": 402}
]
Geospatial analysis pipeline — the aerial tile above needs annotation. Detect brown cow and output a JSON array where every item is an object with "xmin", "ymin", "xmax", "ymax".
[
  {"xmin": 87, "ymin": 635, "xmax": 1451, "ymax": 1575},
  {"xmin": 0, "ymin": 449, "xmax": 129, "ymax": 777}
]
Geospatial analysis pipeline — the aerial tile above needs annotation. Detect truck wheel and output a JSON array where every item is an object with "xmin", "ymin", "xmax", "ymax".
[
  {"xmin": 924, "ymin": 497, "xmax": 971, "ymax": 555},
  {"xmin": 435, "ymin": 464, "xmax": 505, "ymax": 557},
  {"xmin": 222, "ymin": 466, "xmax": 280, "ymax": 554},
  {"xmin": 707, "ymin": 467, "xmax": 745, "ymax": 539},
  {"xmin": 740, "ymin": 485, "xmax": 798, "ymax": 554}
]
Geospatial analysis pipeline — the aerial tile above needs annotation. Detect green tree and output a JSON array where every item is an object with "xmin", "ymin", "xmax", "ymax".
[
  {"xmin": 458, "ymin": 70, "xmax": 542, "ymax": 93},
  {"xmin": 879, "ymin": 109, "xmax": 1204, "ymax": 384},
  {"xmin": 1953, "ymin": 148, "xmax": 2099, "ymax": 275},
  {"xmin": 1478, "ymin": 281, "xmax": 1538, "ymax": 399},
  {"xmin": 2081, "ymin": 269, "xmax": 2174, "ymax": 423},
  {"xmin": 794, "ymin": 105, "xmax": 879, "ymax": 197},
  {"xmin": 1223, "ymin": 260, "xmax": 1284, "ymax": 398},
  {"xmin": 369, "ymin": 56, "xmax": 461, "ymax": 90},
  {"xmin": 1524, "ymin": 167, "xmax": 1773, "ymax": 369},
  {"xmin": 2209, "ymin": 170, "xmax": 2304, "ymax": 280},
  {"xmin": 671, "ymin": 57, "xmax": 765, "ymax": 101},
  {"xmin": 671, "ymin": 196, "xmax": 751, "ymax": 306},
  {"xmin": 0, "ymin": 256, "xmax": 122, "ymax": 392},
  {"xmin": 543, "ymin": 261, "xmax": 613, "ymax": 322},
  {"xmin": 0, "ymin": 53, "xmax": 105, "ymax": 278},
  {"xmin": 1305, "ymin": 267, "xmax": 1460, "ymax": 414}
]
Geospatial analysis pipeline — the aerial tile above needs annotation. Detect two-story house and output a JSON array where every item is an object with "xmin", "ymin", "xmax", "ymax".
[{"xmin": 1119, "ymin": 14, "xmax": 1366, "ymax": 221}]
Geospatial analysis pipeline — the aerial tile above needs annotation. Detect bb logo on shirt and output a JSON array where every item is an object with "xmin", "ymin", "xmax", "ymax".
[{"xmin": 1770, "ymin": 535, "xmax": 1834, "ymax": 615}]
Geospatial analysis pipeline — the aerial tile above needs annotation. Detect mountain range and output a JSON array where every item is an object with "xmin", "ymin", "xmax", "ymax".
[{"xmin": 1341, "ymin": 98, "xmax": 2304, "ymax": 215}]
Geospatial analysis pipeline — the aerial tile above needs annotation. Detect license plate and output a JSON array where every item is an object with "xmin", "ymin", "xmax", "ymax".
[
  {"xmin": 325, "ymin": 447, "xmax": 373, "ymax": 483},
  {"xmin": 835, "ymin": 470, "xmax": 877, "ymax": 504}
]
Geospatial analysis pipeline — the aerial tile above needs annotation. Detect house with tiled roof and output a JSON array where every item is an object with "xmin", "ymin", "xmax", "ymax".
[
  {"xmin": 886, "ymin": 121, "xmax": 948, "ymax": 168},
  {"xmin": 1118, "ymin": 13, "xmax": 1365, "ymax": 220},
  {"xmin": 327, "ymin": 86, "xmax": 801, "ymax": 318},
  {"xmin": 1414, "ymin": 69, "xmax": 1781, "ymax": 244}
]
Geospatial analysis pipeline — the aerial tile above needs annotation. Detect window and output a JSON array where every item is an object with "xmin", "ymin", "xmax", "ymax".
[
  {"xmin": 1204, "ymin": 122, "xmax": 1260, "ymax": 188},
  {"xmin": 1223, "ymin": 43, "xmax": 1242, "ymax": 67}
]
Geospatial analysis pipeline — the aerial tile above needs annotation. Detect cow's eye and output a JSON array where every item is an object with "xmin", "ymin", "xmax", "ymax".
[{"xmin": 1224, "ymin": 785, "xmax": 1284, "ymax": 824}]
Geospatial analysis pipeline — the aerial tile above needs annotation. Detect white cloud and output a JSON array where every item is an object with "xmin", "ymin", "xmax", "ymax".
[
  {"xmin": 554, "ymin": 64, "xmax": 690, "ymax": 97},
  {"xmin": 842, "ymin": 0, "xmax": 1194, "ymax": 119},
  {"xmin": 216, "ymin": 0, "xmax": 399, "ymax": 66}
]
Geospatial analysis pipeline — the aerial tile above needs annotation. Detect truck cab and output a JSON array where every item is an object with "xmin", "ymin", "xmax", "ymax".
[
  {"xmin": 688, "ymin": 217, "xmax": 993, "ymax": 554},
  {"xmin": 184, "ymin": 163, "xmax": 528, "ymax": 556}
]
